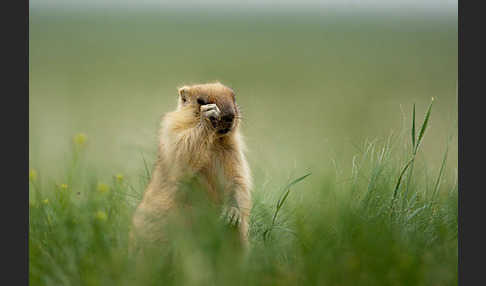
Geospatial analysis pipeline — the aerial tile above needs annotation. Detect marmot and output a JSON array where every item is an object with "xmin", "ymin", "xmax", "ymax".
[{"xmin": 130, "ymin": 82, "xmax": 252, "ymax": 251}]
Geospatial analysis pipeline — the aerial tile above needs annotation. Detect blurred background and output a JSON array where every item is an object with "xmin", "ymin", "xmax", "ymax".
[{"xmin": 29, "ymin": 0, "xmax": 457, "ymax": 188}]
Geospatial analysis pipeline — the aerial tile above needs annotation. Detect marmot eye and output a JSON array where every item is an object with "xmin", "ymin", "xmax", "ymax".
[{"xmin": 197, "ymin": 98, "xmax": 206, "ymax": 105}]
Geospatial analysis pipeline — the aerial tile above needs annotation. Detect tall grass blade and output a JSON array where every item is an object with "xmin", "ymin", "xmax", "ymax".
[
  {"xmin": 273, "ymin": 172, "xmax": 311, "ymax": 225},
  {"xmin": 392, "ymin": 157, "xmax": 414, "ymax": 201},
  {"xmin": 411, "ymin": 103, "xmax": 416, "ymax": 149},
  {"xmin": 432, "ymin": 138, "xmax": 450, "ymax": 201},
  {"xmin": 264, "ymin": 172, "xmax": 311, "ymax": 241},
  {"xmin": 414, "ymin": 98, "xmax": 434, "ymax": 154},
  {"xmin": 392, "ymin": 99, "xmax": 434, "ymax": 205},
  {"xmin": 405, "ymin": 104, "xmax": 416, "ymax": 203},
  {"xmin": 406, "ymin": 205, "xmax": 428, "ymax": 221},
  {"xmin": 140, "ymin": 152, "xmax": 151, "ymax": 182}
]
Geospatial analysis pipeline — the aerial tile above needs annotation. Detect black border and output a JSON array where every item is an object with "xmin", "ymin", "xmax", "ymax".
[
  {"xmin": 458, "ymin": 0, "xmax": 484, "ymax": 285},
  {"xmin": 4, "ymin": 0, "xmax": 29, "ymax": 284},
  {"xmin": 20, "ymin": 1, "xmax": 465, "ymax": 285}
]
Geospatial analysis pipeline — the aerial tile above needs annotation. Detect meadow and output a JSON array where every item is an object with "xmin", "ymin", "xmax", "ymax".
[{"xmin": 29, "ymin": 10, "xmax": 457, "ymax": 285}]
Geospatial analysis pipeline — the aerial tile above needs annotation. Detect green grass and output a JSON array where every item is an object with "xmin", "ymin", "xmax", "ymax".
[
  {"xmin": 29, "ymin": 101, "xmax": 457, "ymax": 286},
  {"xmin": 29, "ymin": 10, "xmax": 457, "ymax": 285}
]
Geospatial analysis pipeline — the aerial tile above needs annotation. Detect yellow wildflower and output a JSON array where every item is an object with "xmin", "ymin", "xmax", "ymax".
[
  {"xmin": 42, "ymin": 199, "xmax": 49, "ymax": 205},
  {"xmin": 73, "ymin": 133, "xmax": 87, "ymax": 147},
  {"xmin": 95, "ymin": 210, "xmax": 107, "ymax": 221},
  {"xmin": 29, "ymin": 169, "xmax": 38, "ymax": 182},
  {"xmin": 115, "ymin": 174, "xmax": 124, "ymax": 182},
  {"xmin": 97, "ymin": 183, "xmax": 110, "ymax": 194}
]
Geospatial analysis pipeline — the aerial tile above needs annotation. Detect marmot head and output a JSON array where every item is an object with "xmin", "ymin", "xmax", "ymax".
[{"xmin": 177, "ymin": 82, "xmax": 240, "ymax": 135}]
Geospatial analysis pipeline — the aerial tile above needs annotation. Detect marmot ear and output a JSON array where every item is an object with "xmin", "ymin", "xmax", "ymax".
[
  {"xmin": 178, "ymin": 86, "xmax": 190, "ymax": 97},
  {"xmin": 178, "ymin": 86, "xmax": 191, "ymax": 103}
]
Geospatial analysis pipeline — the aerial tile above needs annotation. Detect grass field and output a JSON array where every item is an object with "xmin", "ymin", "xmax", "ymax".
[{"xmin": 29, "ymin": 10, "xmax": 457, "ymax": 285}]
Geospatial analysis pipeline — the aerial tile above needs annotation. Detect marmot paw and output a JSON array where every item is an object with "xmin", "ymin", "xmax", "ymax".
[
  {"xmin": 220, "ymin": 206, "xmax": 241, "ymax": 227},
  {"xmin": 200, "ymin": 104, "xmax": 221, "ymax": 126}
]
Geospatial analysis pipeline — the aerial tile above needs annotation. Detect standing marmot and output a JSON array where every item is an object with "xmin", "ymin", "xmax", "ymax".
[{"xmin": 131, "ymin": 82, "xmax": 252, "ymax": 251}]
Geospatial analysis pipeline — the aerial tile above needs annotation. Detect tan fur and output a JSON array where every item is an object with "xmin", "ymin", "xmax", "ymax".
[{"xmin": 130, "ymin": 82, "xmax": 252, "ymax": 252}]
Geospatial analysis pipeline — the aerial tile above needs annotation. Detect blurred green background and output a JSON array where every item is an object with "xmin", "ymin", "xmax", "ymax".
[
  {"xmin": 29, "ymin": 8, "xmax": 457, "ymax": 188},
  {"xmin": 29, "ymin": 3, "xmax": 458, "ymax": 285}
]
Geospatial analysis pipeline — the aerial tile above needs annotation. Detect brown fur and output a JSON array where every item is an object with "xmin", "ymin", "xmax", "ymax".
[{"xmin": 130, "ymin": 82, "xmax": 252, "ymax": 252}]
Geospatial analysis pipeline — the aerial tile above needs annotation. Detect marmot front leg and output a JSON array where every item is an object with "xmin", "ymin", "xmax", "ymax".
[
  {"xmin": 221, "ymin": 183, "xmax": 251, "ymax": 246},
  {"xmin": 219, "ymin": 153, "xmax": 252, "ymax": 245}
]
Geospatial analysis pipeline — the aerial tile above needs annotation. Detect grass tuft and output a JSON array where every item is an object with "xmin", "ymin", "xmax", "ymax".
[{"xmin": 29, "ymin": 103, "xmax": 456, "ymax": 286}]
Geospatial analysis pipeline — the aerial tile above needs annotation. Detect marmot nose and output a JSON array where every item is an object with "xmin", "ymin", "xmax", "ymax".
[{"xmin": 221, "ymin": 113, "xmax": 234, "ymax": 123}]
